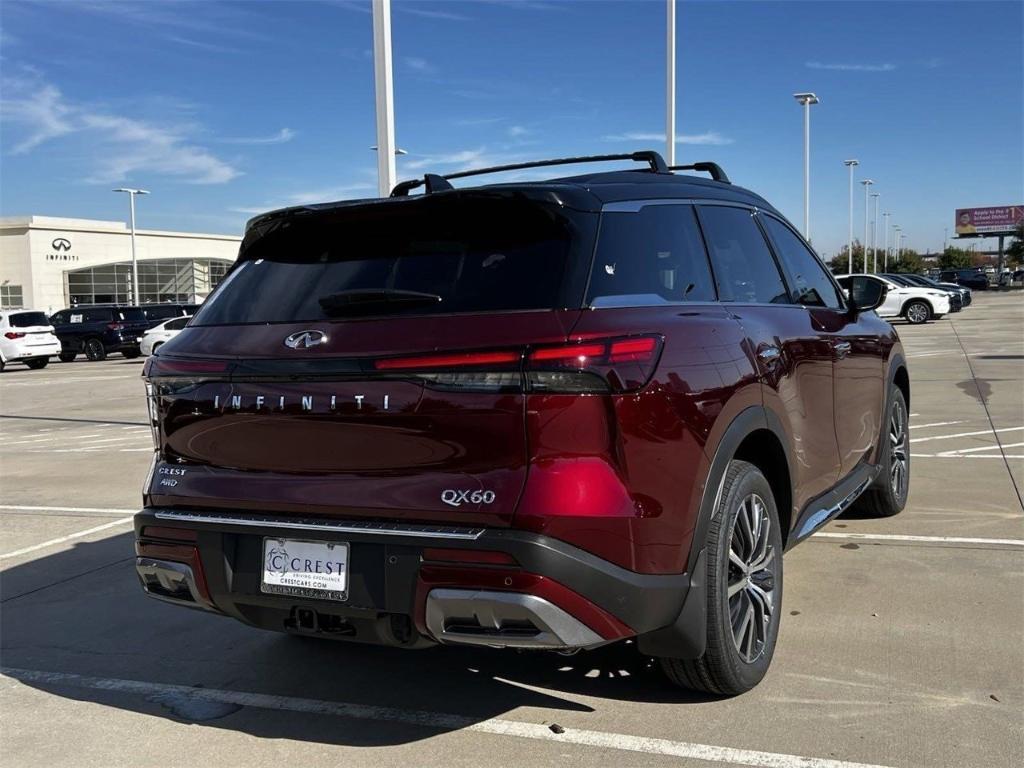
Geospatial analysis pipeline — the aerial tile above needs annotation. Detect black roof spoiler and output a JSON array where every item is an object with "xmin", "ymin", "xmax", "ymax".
[{"xmin": 390, "ymin": 151, "xmax": 671, "ymax": 197}]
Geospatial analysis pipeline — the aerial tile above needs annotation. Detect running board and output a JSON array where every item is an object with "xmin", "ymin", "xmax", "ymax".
[{"xmin": 790, "ymin": 464, "xmax": 877, "ymax": 544}]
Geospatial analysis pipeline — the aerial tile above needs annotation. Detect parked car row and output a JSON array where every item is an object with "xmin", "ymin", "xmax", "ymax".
[
  {"xmin": 0, "ymin": 303, "xmax": 195, "ymax": 371},
  {"xmin": 835, "ymin": 273, "xmax": 973, "ymax": 324}
]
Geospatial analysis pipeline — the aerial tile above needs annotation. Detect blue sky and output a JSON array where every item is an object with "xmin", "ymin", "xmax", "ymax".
[{"xmin": 1, "ymin": 0, "xmax": 1021, "ymax": 256}]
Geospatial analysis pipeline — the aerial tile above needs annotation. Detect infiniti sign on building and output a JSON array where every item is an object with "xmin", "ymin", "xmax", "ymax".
[{"xmin": 0, "ymin": 214, "xmax": 240, "ymax": 311}]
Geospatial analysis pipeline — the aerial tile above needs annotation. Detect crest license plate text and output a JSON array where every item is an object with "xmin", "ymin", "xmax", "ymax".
[{"xmin": 261, "ymin": 537, "xmax": 349, "ymax": 601}]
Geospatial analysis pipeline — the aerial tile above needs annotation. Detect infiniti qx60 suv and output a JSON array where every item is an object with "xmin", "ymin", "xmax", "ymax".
[{"xmin": 135, "ymin": 152, "xmax": 909, "ymax": 695}]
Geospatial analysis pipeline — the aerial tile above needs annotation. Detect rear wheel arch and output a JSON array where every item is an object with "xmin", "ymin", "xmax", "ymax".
[
  {"xmin": 893, "ymin": 363, "xmax": 910, "ymax": 410},
  {"xmin": 732, "ymin": 428, "xmax": 792, "ymax": 548}
]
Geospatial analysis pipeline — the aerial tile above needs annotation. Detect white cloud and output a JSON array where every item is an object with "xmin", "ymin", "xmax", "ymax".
[
  {"xmin": 404, "ymin": 56, "xmax": 436, "ymax": 73},
  {"xmin": 221, "ymin": 128, "xmax": 296, "ymax": 145},
  {"xmin": 0, "ymin": 73, "xmax": 240, "ymax": 184},
  {"xmin": 805, "ymin": 61, "xmax": 896, "ymax": 72},
  {"xmin": 401, "ymin": 147, "xmax": 529, "ymax": 173},
  {"xmin": 602, "ymin": 131, "xmax": 735, "ymax": 146},
  {"xmin": 402, "ymin": 7, "xmax": 471, "ymax": 22},
  {"xmin": 507, "ymin": 125, "xmax": 530, "ymax": 138}
]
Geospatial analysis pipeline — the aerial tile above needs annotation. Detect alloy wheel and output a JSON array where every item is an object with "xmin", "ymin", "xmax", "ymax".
[
  {"xmin": 727, "ymin": 493, "xmax": 776, "ymax": 663},
  {"xmin": 906, "ymin": 303, "xmax": 928, "ymax": 324},
  {"xmin": 889, "ymin": 399, "xmax": 909, "ymax": 500}
]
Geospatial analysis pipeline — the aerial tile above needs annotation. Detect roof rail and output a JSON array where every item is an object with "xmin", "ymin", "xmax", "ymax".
[
  {"xmin": 669, "ymin": 162, "xmax": 730, "ymax": 184},
  {"xmin": 390, "ymin": 150, "xmax": 669, "ymax": 197}
]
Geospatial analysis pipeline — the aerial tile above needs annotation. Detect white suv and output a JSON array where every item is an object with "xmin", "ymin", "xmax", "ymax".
[
  {"xmin": 0, "ymin": 310, "xmax": 62, "ymax": 371},
  {"xmin": 140, "ymin": 315, "xmax": 190, "ymax": 356},
  {"xmin": 837, "ymin": 274, "xmax": 951, "ymax": 325}
]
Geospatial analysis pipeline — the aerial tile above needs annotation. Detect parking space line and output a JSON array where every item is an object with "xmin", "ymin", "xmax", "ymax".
[
  {"xmin": 912, "ymin": 426, "xmax": 1023, "ymax": 443},
  {"xmin": 814, "ymin": 532, "xmax": 1024, "ymax": 548},
  {"xmin": 0, "ymin": 505, "xmax": 136, "ymax": 514},
  {"xmin": 0, "ymin": 517, "xmax": 133, "ymax": 560},
  {"xmin": 937, "ymin": 442, "xmax": 1024, "ymax": 457},
  {"xmin": 909, "ymin": 420, "xmax": 965, "ymax": 429},
  {"xmin": 0, "ymin": 667, "xmax": 894, "ymax": 768}
]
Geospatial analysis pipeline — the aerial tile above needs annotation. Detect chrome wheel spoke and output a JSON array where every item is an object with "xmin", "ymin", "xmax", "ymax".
[{"xmin": 727, "ymin": 492, "xmax": 778, "ymax": 664}]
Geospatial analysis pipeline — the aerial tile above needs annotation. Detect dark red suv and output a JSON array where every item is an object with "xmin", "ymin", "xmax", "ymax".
[{"xmin": 135, "ymin": 152, "xmax": 909, "ymax": 694}]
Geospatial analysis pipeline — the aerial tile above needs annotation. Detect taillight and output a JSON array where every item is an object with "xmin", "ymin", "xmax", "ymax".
[
  {"xmin": 4, "ymin": 332, "xmax": 25, "ymax": 340},
  {"xmin": 526, "ymin": 335, "xmax": 662, "ymax": 394},
  {"xmin": 107, "ymin": 322, "xmax": 125, "ymax": 331},
  {"xmin": 372, "ymin": 335, "xmax": 662, "ymax": 394},
  {"xmin": 145, "ymin": 357, "xmax": 232, "ymax": 378}
]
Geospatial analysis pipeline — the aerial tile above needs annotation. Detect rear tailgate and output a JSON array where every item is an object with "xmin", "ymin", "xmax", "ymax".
[{"xmin": 145, "ymin": 191, "xmax": 597, "ymax": 527}]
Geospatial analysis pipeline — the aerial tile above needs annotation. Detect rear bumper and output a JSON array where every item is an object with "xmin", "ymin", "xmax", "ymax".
[
  {"xmin": 134, "ymin": 507, "xmax": 692, "ymax": 651},
  {"xmin": 2, "ymin": 341, "xmax": 60, "ymax": 361}
]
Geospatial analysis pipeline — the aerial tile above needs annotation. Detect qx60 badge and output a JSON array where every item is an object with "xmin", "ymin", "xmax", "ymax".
[{"xmin": 284, "ymin": 330, "xmax": 328, "ymax": 349}]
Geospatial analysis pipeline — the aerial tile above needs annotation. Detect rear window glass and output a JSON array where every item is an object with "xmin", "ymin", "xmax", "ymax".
[
  {"xmin": 193, "ymin": 196, "xmax": 574, "ymax": 325},
  {"xmin": 587, "ymin": 203, "xmax": 715, "ymax": 307},
  {"xmin": 118, "ymin": 308, "xmax": 146, "ymax": 322},
  {"xmin": 143, "ymin": 305, "xmax": 182, "ymax": 320},
  {"xmin": 9, "ymin": 312, "xmax": 49, "ymax": 327},
  {"xmin": 163, "ymin": 317, "xmax": 190, "ymax": 330}
]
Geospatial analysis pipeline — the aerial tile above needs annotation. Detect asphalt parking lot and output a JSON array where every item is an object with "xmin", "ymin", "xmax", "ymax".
[{"xmin": 1, "ymin": 294, "xmax": 1021, "ymax": 768}]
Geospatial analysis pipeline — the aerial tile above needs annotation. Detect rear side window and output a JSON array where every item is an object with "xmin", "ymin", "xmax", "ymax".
[
  {"xmin": 163, "ymin": 317, "xmax": 189, "ymax": 331},
  {"xmin": 9, "ymin": 312, "xmax": 49, "ymax": 327},
  {"xmin": 144, "ymin": 305, "xmax": 182, "ymax": 320},
  {"xmin": 83, "ymin": 309, "xmax": 112, "ymax": 322},
  {"xmin": 193, "ymin": 195, "xmax": 575, "ymax": 325},
  {"xmin": 761, "ymin": 216, "xmax": 843, "ymax": 309},
  {"xmin": 698, "ymin": 206, "xmax": 788, "ymax": 304},
  {"xmin": 587, "ymin": 203, "xmax": 715, "ymax": 307}
]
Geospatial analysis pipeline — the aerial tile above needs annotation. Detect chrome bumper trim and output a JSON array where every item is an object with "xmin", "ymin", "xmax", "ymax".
[
  {"xmin": 425, "ymin": 588, "xmax": 605, "ymax": 650},
  {"xmin": 152, "ymin": 509, "xmax": 485, "ymax": 540}
]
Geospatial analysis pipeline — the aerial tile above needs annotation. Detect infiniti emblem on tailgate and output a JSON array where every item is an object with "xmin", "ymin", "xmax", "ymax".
[{"xmin": 284, "ymin": 330, "xmax": 328, "ymax": 349}]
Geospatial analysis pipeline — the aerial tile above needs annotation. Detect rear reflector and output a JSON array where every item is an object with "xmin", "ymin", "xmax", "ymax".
[{"xmin": 421, "ymin": 548, "xmax": 518, "ymax": 566}]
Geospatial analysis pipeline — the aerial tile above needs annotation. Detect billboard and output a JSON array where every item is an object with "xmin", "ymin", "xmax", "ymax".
[{"xmin": 955, "ymin": 205, "xmax": 1024, "ymax": 235}]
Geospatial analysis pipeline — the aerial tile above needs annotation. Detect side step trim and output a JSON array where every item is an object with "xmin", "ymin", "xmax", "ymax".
[{"xmin": 153, "ymin": 509, "xmax": 484, "ymax": 541}]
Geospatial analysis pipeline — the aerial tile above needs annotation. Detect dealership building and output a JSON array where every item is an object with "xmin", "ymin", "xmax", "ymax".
[{"xmin": 0, "ymin": 216, "xmax": 241, "ymax": 313}]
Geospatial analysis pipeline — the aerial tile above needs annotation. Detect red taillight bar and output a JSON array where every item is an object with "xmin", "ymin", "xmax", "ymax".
[
  {"xmin": 528, "ymin": 342, "xmax": 606, "ymax": 363},
  {"xmin": 4, "ymin": 332, "xmax": 25, "ymax": 340}
]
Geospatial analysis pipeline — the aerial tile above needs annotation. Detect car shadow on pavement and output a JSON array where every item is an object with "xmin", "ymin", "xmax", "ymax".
[{"xmin": 1, "ymin": 532, "xmax": 715, "ymax": 747}]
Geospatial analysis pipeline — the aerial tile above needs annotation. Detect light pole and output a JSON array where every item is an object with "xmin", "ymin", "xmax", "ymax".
[
  {"xmin": 844, "ymin": 159, "xmax": 858, "ymax": 273},
  {"xmin": 870, "ymin": 192, "xmax": 880, "ymax": 273},
  {"xmin": 666, "ymin": 0, "xmax": 676, "ymax": 165},
  {"xmin": 943, "ymin": 227, "xmax": 949, "ymax": 252},
  {"xmin": 893, "ymin": 226, "xmax": 901, "ymax": 266},
  {"xmin": 860, "ymin": 179, "xmax": 873, "ymax": 273},
  {"xmin": 882, "ymin": 212, "xmax": 891, "ymax": 270},
  {"xmin": 793, "ymin": 93, "xmax": 819, "ymax": 240},
  {"xmin": 113, "ymin": 188, "xmax": 149, "ymax": 305},
  {"xmin": 372, "ymin": 0, "xmax": 396, "ymax": 197}
]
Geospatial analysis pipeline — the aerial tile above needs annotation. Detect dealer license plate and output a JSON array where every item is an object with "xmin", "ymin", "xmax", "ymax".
[{"xmin": 261, "ymin": 537, "xmax": 348, "ymax": 601}]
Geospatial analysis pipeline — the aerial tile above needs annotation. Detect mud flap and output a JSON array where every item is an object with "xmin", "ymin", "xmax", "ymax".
[{"xmin": 635, "ymin": 547, "xmax": 707, "ymax": 660}]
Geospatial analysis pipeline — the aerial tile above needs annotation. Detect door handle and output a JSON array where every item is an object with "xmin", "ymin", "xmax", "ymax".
[
  {"xmin": 757, "ymin": 345, "xmax": 782, "ymax": 364},
  {"xmin": 833, "ymin": 341, "xmax": 852, "ymax": 359}
]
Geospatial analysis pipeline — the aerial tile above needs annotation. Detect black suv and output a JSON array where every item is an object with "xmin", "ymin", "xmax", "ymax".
[
  {"xmin": 939, "ymin": 269, "xmax": 988, "ymax": 290},
  {"xmin": 50, "ymin": 305, "xmax": 151, "ymax": 361}
]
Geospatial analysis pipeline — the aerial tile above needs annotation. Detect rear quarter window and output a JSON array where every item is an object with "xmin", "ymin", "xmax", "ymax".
[
  {"xmin": 587, "ymin": 202, "xmax": 715, "ymax": 307},
  {"xmin": 9, "ymin": 312, "xmax": 50, "ymax": 327}
]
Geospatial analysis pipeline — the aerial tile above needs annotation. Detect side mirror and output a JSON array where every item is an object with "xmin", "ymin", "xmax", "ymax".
[{"xmin": 846, "ymin": 276, "xmax": 887, "ymax": 314}]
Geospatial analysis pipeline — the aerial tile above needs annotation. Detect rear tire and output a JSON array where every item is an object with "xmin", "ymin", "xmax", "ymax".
[
  {"xmin": 122, "ymin": 348, "xmax": 141, "ymax": 359},
  {"xmin": 660, "ymin": 460, "xmax": 783, "ymax": 695},
  {"xmin": 59, "ymin": 351, "xmax": 77, "ymax": 362},
  {"xmin": 84, "ymin": 338, "xmax": 107, "ymax": 361},
  {"xmin": 25, "ymin": 358, "xmax": 49, "ymax": 370},
  {"xmin": 151, "ymin": 342, "xmax": 163, "ymax": 354},
  {"xmin": 851, "ymin": 386, "xmax": 909, "ymax": 518},
  {"xmin": 903, "ymin": 300, "xmax": 931, "ymax": 325}
]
